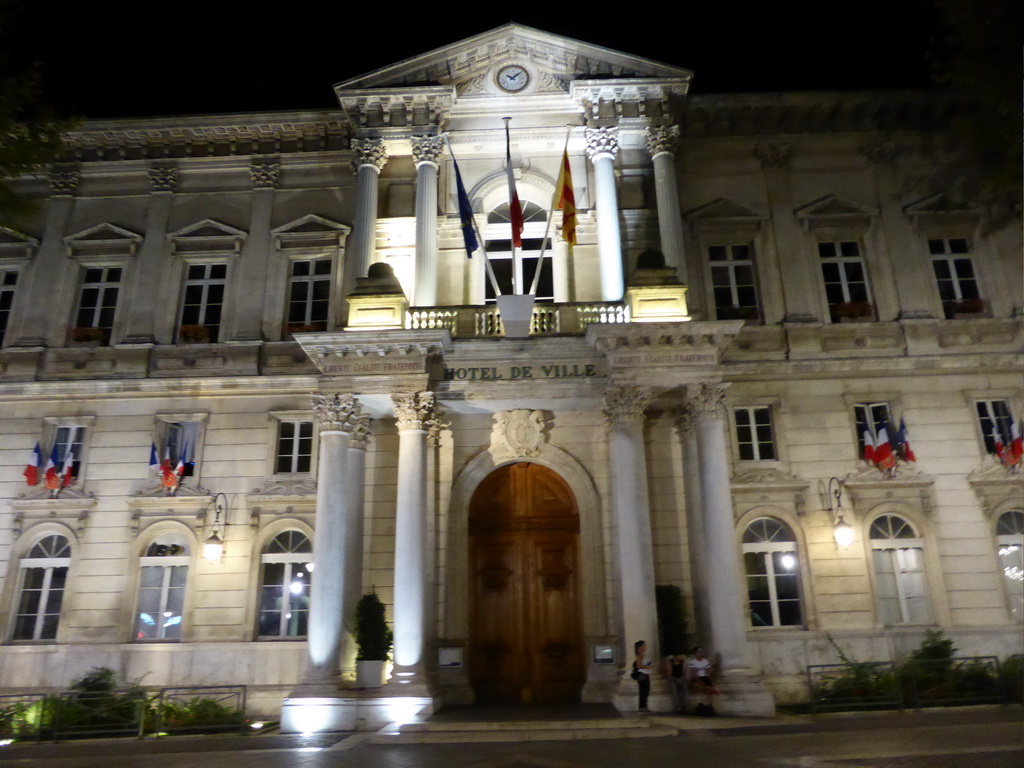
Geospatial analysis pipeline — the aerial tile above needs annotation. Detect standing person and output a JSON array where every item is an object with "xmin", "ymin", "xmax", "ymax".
[
  {"xmin": 666, "ymin": 653, "xmax": 687, "ymax": 713},
  {"xmin": 633, "ymin": 640, "xmax": 653, "ymax": 713},
  {"xmin": 687, "ymin": 645, "xmax": 719, "ymax": 716}
]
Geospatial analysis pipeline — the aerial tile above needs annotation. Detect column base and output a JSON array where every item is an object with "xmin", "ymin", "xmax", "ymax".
[
  {"xmin": 612, "ymin": 676, "xmax": 674, "ymax": 714},
  {"xmin": 280, "ymin": 691, "xmax": 438, "ymax": 734},
  {"xmin": 714, "ymin": 672, "xmax": 776, "ymax": 717}
]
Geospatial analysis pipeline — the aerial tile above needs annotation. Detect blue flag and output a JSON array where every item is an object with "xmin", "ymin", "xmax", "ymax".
[{"xmin": 449, "ymin": 147, "xmax": 479, "ymax": 258}]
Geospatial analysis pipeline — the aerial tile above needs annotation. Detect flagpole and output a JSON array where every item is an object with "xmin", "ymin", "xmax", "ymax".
[
  {"xmin": 442, "ymin": 133, "xmax": 502, "ymax": 297},
  {"xmin": 528, "ymin": 126, "xmax": 573, "ymax": 297},
  {"xmin": 503, "ymin": 118, "xmax": 518, "ymax": 277}
]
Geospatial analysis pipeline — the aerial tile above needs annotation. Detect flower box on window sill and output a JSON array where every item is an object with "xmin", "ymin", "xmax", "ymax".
[
  {"xmin": 70, "ymin": 326, "xmax": 110, "ymax": 346},
  {"xmin": 284, "ymin": 321, "xmax": 327, "ymax": 338},
  {"xmin": 833, "ymin": 302, "xmax": 875, "ymax": 323},
  {"xmin": 178, "ymin": 325, "xmax": 211, "ymax": 343},
  {"xmin": 946, "ymin": 299, "xmax": 990, "ymax": 320}
]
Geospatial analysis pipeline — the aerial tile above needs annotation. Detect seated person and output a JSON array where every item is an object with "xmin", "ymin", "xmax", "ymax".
[{"xmin": 687, "ymin": 645, "xmax": 719, "ymax": 716}]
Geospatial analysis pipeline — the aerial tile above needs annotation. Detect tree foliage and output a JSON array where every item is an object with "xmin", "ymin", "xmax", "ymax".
[{"xmin": 0, "ymin": 14, "xmax": 73, "ymax": 221}]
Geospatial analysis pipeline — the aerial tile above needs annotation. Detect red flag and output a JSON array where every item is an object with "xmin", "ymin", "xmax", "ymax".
[
  {"xmin": 504, "ymin": 119, "xmax": 524, "ymax": 249},
  {"xmin": 1005, "ymin": 414, "xmax": 1022, "ymax": 467},
  {"xmin": 161, "ymin": 448, "xmax": 178, "ymax": 489},
  {"xmin": 554, "ymin": 147, "xmax": 576, "ymax": 250},
  {"xmin": 60, "ymin": 448, "xmax": 75, "ymax": 487},
  {"xmin": 991, "ymin": 422, "xmax": 1005, "ymax": 461},
  {"xmin": 873, "ymin": 425, "xmax": 896, "ymax": 470},
  {"xmin": 24, "ymin": 443, "xmax": 42, "ymax": 486},
  {"xmin": 44, "ymin": 445, "xmax": 60, "ymax": 490}
]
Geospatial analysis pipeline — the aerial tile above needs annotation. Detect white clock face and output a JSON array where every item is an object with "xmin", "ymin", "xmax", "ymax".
[{"xmin": 497, "ymin": 65, "xmax": 530, "ymax": 93}]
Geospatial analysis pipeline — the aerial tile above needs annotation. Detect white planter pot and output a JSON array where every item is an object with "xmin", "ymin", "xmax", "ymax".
[
  {"xmin": 355, "ymin": 659, "xmax": 387, "ymax": 689},
  {"xmin": 496, "ymin": 294, "xmax": 536, "ymax": 338}
]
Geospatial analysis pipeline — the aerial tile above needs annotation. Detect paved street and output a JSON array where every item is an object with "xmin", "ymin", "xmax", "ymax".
[{"xmin": 0, "ymin": 707, "xmax": 1019, "ymax": 767}]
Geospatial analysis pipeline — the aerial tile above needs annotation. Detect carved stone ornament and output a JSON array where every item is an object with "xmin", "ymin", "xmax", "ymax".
[
  {"xmin": 311, "ymin": 393, "xmax": 360, "ymax": 432},
  {"xmin": 456, "ymin": 75, "xmax": 487, "ymax": 96},
  {"xmin": 673, "ymin": 407, "xmax": 694, "ymax": 436},
  {"xmin": 754, "ymin": 142, "xmax": 790, "ymax": 169},
  {"xmin": 538, "ymin": 72, "xmax": 569, "ymax": 93},
  {"xmin": 585, "ymin": 127, "xmax": 619, "ymax": 160},
  {"xmin": 685, "ymin": 382, "xmax": 728, "ymax": 419},
  {"xmin": 250, "ymin": 161, "xmax": 280, "ymax": 189},
  {"xmin": 411, "ymin": 135, "xmax": 444, "ymax": 167},
  {"xmin": 48, "ymin": 167, "xmax": 80, "ymax": 196},
  {"xmin": 602, "ymin": 386, "xmax": 650, "ymax": 425},
  {"xmin": 393, "ymin": 391, "xmax": 435, "ymax": 431},
  {"xmin": 491, "ymin": 409, "xmax": 546, "ymax": 458},
  {"xmin": 351, "ymin": 138, "xmax": 388, "ymax": 173},
  {"xmin": 644, "ymin": 125, "xmax": 680, "ymax": 158},
  {"xmin": 148, "ymin": 166, "xmax": 179, "ymax": 192},
  {"xmin": 349, "ymin": 413, "xmax": 373, "ymax": 448},
  {"xmin": 426, "ymin": 410, "xmax": 450, "ymax": 447}
]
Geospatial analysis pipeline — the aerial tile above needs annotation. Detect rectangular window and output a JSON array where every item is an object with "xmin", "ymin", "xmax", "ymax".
[
  {"xmin": 735, "ymin": 406, "xmax": 776, "ymax": 461},
  {"xmin": 286, "ymin": 259, "xmax": 331, "ymax": 331},
  {"xmin": 976, "ymin": 399, "xmax": 1013, "ymax": 455},
  {"xmin": 929, "ymin": 238, "xmax": 982, "ymax": 318},
  {"xmin": 819, "ymin": 240, "xmax": 874, "ymax": 322},
  {"xmin": 74, "ymin": 266, "xmax": 121, "ymax": 343},
  {"xmin": 162, "ymin": 421, "xmax": 201, "ymax": 479},
  {"xmin": 872, "ymin": 547, "xmax": 931, "ymax": 625},
  {"xmin": 275, "ymin": 420, "xmax": 314, "ymax": 474},
  {"xmin": 52, "ymin": 425, "xmax": 85, "ymax": 483},
  {"xmin": 854, "ymin": 402, "xmax": 892, "ymax": 456},
  {"xmin": 14, "ymin": 566, "xmax": 67, "ymax": 640},
  {"xmin": 709, "ymin": 243, "xmax": 759, "ymax": 321},
  {"xmin": 178, "ymin": 263, "xmax": 226, "ymax": 342},
  {"xmin": 483, "ymin": 238, "xmax": 554, "ymax": 303},
  {"xmin": 135, "ymin": 564, "xmax": 187, "ymax": 640},
  {"xmin": 0, "ymin": 269, "xmax": 17, "ymax": 345}
]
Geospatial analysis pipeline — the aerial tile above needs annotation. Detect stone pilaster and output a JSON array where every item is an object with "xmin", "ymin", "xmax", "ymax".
[
  {"xmin": 339, "ymin": 413, "xmax": 371, "ymax": 680},
  {"xmin": 674, "ymin": 407, "xmax": 710, "ymax": 642},
  {"xmin": 585, "ymin": 127, "xmax": 624, "ymax": 302}
]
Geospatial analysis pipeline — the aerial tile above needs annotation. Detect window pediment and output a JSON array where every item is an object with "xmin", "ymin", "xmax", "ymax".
[
  {"xmin": 795, "ymin": 194, "xmax": 877, "ymax": 232},
  {"xmin": 904, "ymin": 193, "xmax": 981, "ymax": 233},
  {"xmin": 64, "ymin": 223, "xmax": 143, "ymax": 261},
  {"xmin": 0, "ymin": 226, "xmax": 39, "ymax": 264},
  {"xmin": 730, "ymin": 468, "xmax": 808, "ymax": 517},
  {"xmin": 167, "ymin": 219, "xmax": 247, "ymax": 257},
  {"xmin": 685, "ymin": 198, "xmax": 764, "ymax": 235},
  {"xmin": 842, "ymin": 464, "xmax": 935, "ymax": 517},
  {"xmin": 272, "ymin": 215, "xmax": 350, "ymax": 253},
  {"xmin": 10, "ymin": 494, "xmax": 97, "ymax": 537}
]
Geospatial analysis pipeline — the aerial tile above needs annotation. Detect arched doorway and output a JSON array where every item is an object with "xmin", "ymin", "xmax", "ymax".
[{"xmin": 469, "ymin": 462, "xmax": 584, "ymax": 704}]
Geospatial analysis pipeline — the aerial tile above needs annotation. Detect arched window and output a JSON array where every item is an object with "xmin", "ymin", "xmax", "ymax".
[
  {"xmin": 13, "ymin": 534, "xmax": 71, "ymax": 641},
  {"xmin": 996, "ymin": 510, "xmax": 1024, "ymax": 620},
  {"xmin": 484, "ymin": 201, "xmax": 553, "ymax": 302},
  {"xmin": 258, "ymin": 530, "xmax": 313, "ymax": 637},
  {"xmin": 869, "ymin": 514, "xmax": 931, "ymax": 625},
  {"xmin": 742, "ymin": 518, "xmax": 802, "ymax": 627},
  {"xmin": 135, "ymin": 532, "xmax": 189, "ymax": 640}
]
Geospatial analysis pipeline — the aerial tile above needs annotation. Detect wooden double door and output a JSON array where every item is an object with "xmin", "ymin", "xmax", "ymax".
[{"xmin": 469, "ymin": 462, "xmax": 584, "ymax": 704}]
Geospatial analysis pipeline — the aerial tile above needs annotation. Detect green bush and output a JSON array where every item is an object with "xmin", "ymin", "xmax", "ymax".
[
  {"xmin": 999, "ymin": 656, "xmax": 1023, "ymax": 703},
  {"xmin": 158, "ymin": 696, "xmax": 242, "ymax": 732},
  {"xmin": 355, "ymin": 592, "xmax": 392, "ymax": 661}
]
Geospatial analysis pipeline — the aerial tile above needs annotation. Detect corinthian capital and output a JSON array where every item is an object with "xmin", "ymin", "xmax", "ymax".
[
  {"xmin": 311, "ymin": 393, "xmax": 360, "ymax": 432},
  {"xmin": 584, "ymin": 127, "xmax": 619, "ymax": 161},
  {"xmin": 48, "ymin": 166, "xmax": 80, "ymax": 196},
  {"xmin": 392, "ymin": 391, "xmax": 435, "ymax": 431},
  {"xmin": 349, "ymin": 414, "xmax": 373, "ymax": 448},
  {"xmin": 644, "ymin": 125, "xmax": 680, "ymax": 158},
  {"xmin": 673, "ymin": 407, "xmax": 694, "ymax": 436},
  {"xmin": 754, "ymin": 142, "xmax": 790, "ymax": 169},
  {"xmin": 250, "ymin": 161, "xmax": 280, "ymax": 189},
  {"xmin": 684, "ymin": 383, "xmax": 728, "ymax": 420},
  {"xmin": 411, "ymin": 135, "xmax": 444, "ymax": 167},
  {"xmin": 148, "ymin": 166, "xmax": 179, "ymax": 193},
  {"xmin": 602, "ymin": 385, "xmax": 650, "ymax": 425},
  {"xmin": 351, "ymin": 138, "xmax": 388, "ymax": 173}
]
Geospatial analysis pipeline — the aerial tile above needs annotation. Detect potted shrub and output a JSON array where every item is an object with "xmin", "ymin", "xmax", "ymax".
[
  {"xmin": 178, "ymin": 324, "xmax": 210, "ymax": 343},
  {"xmin": 71, "ymin": 326, "xmax": 109, "ymax": 345},
  {"xmin": 833, "ymin": 301, "xmax": 874, "ymax": 322},
  {"xmin": 354, "ymin": 592, "xmax": 392, "ymax": 689}
]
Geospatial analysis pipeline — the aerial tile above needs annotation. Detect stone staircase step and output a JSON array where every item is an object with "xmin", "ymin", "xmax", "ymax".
[{"xmin": 371, "ymin": 718, "xmax": 678, "ymax": 744}]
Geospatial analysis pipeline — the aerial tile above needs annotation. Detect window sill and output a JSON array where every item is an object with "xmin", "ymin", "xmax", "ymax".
[{"xmin": 256, "ymin": 636, "xmax": 307, "ymax": 642}]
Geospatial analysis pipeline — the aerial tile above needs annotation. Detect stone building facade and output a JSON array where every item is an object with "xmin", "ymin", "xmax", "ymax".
[{"xmin": 0, "ymin": 24, "xmax": 1020, "ymax": 725}]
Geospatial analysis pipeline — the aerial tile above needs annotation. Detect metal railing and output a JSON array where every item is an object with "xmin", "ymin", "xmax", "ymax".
[
  {"xmin": 808, "ymin": 661, "xmax": 902, "ymax": 714},
  {"xmin": 0, "ymin": 693, "xmax": 47, "ymax": 742},
  {"xmin": 153, "ymin": 685, "xmax": 248, "ymax": 735}
]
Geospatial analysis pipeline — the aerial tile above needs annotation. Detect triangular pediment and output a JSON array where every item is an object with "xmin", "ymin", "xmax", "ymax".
[
  {"xmin": 336, "ymin": 23, "xmax": 692, "ymax": 91},
  {"xmin": 903, "ymin": 192, "xmax": 981, "ymax": 230},
  {"xmin": 272, "ymin": 214, "xmax": 350, "ymax": 236},
  {"xmin": 64, "ymin": 223, "xmax": 143, "ymax": 245},
  {"xmin": 795, "ymin": 194, "xmax": 877, "ymax": 231},
  {"xmin": 272, "ymin": 215, "xmax": 351, "ymax": 251},
  {"xmin": 0, "ymin": 226, "xmax": 39, "ymax": 261},
  {"xmin": 685, "ymin": 198, "xmax": 764, "ymax": 233},
  {"xmin": 168, "ymin": 219, "xmax": 247, "ymax": 240}
]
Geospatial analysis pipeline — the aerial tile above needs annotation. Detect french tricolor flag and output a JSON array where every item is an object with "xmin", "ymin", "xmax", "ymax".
[
  {"xmin": 1005, "ymin": 414, "xmax": 1023, "ymax": 467},
  {"xmin": 873, "ymin": 423, "xmax": 896, "ymax": 470},
  {"xmin": 149, "ymin": 442, "xmax": 159, "ymax": 473},
  {"xmin": 44, "ymin": 444, "xmax": 60, "ymax": 489},
  {"xmin": 23, "ymin": 443, "xmax": 42, "ymax": 486},
  {"xmin": 862, "ymin": 430, "xmax": 875, "ymax": 464},
  {"xmin": 60, "ymin": 447, "xmax": 75, "ymax": 487}
]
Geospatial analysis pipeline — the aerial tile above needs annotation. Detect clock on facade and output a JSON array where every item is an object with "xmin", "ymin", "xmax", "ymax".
[{"xmin": 496, "ymin": 65, "xmax": 530, "ymax": 93}]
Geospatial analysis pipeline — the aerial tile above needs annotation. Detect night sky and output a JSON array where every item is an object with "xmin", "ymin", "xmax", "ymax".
[{"xmin": 7, "ymin": 1, "xmax": 944, "ymax": 120}]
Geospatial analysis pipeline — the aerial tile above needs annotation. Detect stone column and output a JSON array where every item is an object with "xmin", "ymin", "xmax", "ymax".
[
  {"xmin": 10, "ymin": 168, "xmax": 78, "ymax": 347},
  {"xmin": 339, "ymin": 413, "xmax": 371, "ymax": 679},
  {"xmin": 552, "ymin": 238, "xmax": 570, "ymax": 303},
  {"xmin": 412, "ymin": 136, "xmax": 443, "ymax": 307},
  {"xmin": 230, "ymin": 160, "xmax": 278, "ymax": 341},
  {"xmin": 390, "ymin": 391, "xmax": 435, "ymax": 687},
  {"xmin": 686, "ymin": 383, "xmax": 749, "ymax": 672},
  {"xmin": 302, "ymin": 393, "xmax": 360, "ymax": 691},
  {"xmin": 675, "ymin": 407, "xmax": 710, "ymax": 641},
  {"xmin": 645, "ymin": 126, "xmax": 688, "ymax": 281},
  {"xmin": 603, "ymin": 386, "xmax": 659, "ymax": 672},
  {"xmin": 343, "ymin": 138, "xmax": 388, "ymax": 313},
  {"xmin": 585, "ymin": 127, "xmax": 624, "ymax": 302}
]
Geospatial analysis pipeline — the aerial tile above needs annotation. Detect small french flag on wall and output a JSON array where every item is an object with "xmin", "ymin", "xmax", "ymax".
[{"xmin": 23, "ymin": 443, "xmax": 42, "ymax": 486}]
